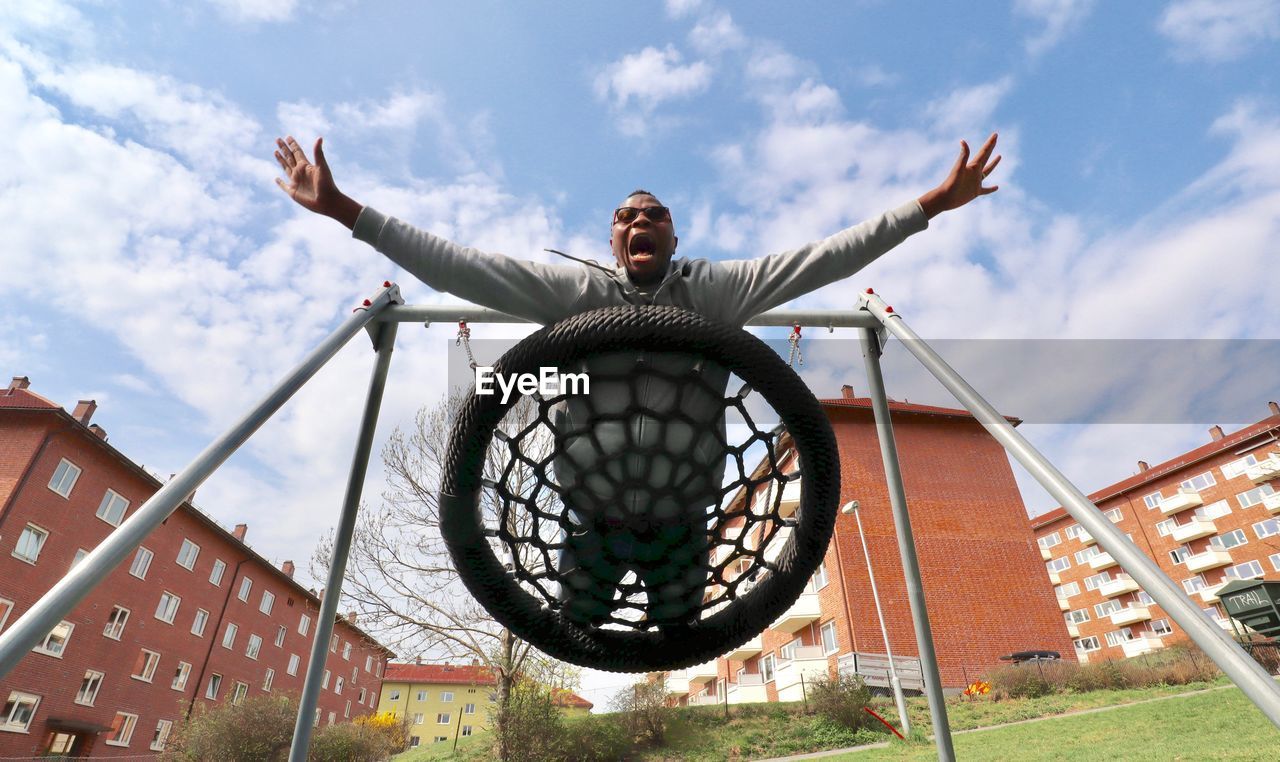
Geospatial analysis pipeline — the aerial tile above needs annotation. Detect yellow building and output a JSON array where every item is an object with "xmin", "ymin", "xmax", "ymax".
[{"xmin": 376, "ymin": 662, "xmax": 593, "ymax": 750}]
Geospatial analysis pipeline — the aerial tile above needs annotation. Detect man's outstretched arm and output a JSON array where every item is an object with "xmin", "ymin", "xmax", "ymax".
[
  {"xmin": 274, "ymin": 136, "xmax": 363, "ymax": 230},
  {"xmin": 917, "ymin": 132, "xmax": 1002, "ymax": 219}
]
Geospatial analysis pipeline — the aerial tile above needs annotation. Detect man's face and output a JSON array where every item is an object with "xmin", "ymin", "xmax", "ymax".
[{"xmin": 610, "ymin": 193, "xmax": 677, "ymax": 285}]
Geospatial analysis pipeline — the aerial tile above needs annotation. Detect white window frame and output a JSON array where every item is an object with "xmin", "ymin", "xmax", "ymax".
[
  {"xmin": 246, "ymin": 634, "xmax": 263, "ymax": 660},
  {"xmin": 299, "ymin": 614, "xmax": 311, "ymax": 636},
  {"xmin": 176, "ymin": 539, "xmax": 200, "ymax": 570},
  {"xmin": 1105, "ymin": 628, "xmax": 1135, "ymax": 647},
  {"xmin": 129, "ymin": 546, "xmax": 154, "ymax": 579},
  {"xmin": 441, "ymin": 691, "xmax": 454, "ymax": 703},
  {"xmin": 155, "ymin": 591, "xmax": 181, "ymax": 624},
  {"xmin": 103, "ymin": 605, "xmax": 130, "ymax": 640},
  {"xmin": 1094, "ymin": 600, "xmax": 1122, "ymax": 618},
  {"xmin": 1150, "ymin": 618, "xmax": 1174, "ymax": 636},
  {"xmin": 1155, "ymin": 518, "xmax": 1177, "ymax": 537},
  {"xmin": 1225, "ymin": 560, "xmax": 1265, "ymax": 580},
  {"xmin": 33, "ymin": 620, "xmax": 73, "ymax": 657},
  {"xmin": 209, "ymin": 559, "xmax": 226, "ymax": 586},
  {"xmin": 1253, "ymin": 518, "xmax": 1280, "ymax": 539},
  {"xmin": 335, "ymin": 677, "xmax": 344, "ymax": 695},
  {"xmin": 1074, "ymin": 636, "xmax": 1101, "ymax": 653},
  {"xmin": 389, "ymin": 689, "xmax": 401, "ymax": 702},
  {"xmin": 260, "ymin": 590, "xmax": 275, "ymax": 616},
  {"xmin": 132, "ymin": 648, "xmax": 160, "ymax": 683},
  {"xmin": 462, "ymin": 725, "xmax": 473, "ymax": 737},
  {"xmin": 1142, "ymin": 491, "xmax": 1163, "ymax": 509},
  {"xmin": 1196, "ymin": 499, "xmax": 1232, "ymax": 520},
  {"xmin": 13, "ymin": 523, "xmax": 49, "ymax": 564},
  {"xmin": 1, "ymin": 691, "xmax": 40, "ymax": 733},
  {"xmin": 820, "ymin": 620, "xmax": 838, "ymax": 655},
  {"xmin": 1103, "ymin": 507, "xmax": 1123, "ymax": 523},
  {"xmin": 205, "ymin": 674, "xmax": 222, "ymax": 700},
  {"xmin": 761, "ymin": 654, "xmax": 776, "ymax": 683},
  {"xmin": 1211, "ymin": 528, "xmax": 1248, "ymax": 550},
  {"xmin": 275, "ymin": 625, "xmax": 287, "ymax": 647},
  {"xmin": 237, "ymin": 576, "xmax": 253, "ymax": 602},
  {"xmin": 1064, "ymin": 524, "xmax": 1085, "ymax": 540},
  {"xmin": 172, "ymin": 661, "xmax": 192, "ymax": 691},
  {"xmin": 416, "ymin": 690, "xmax": 427, "ymax": 701},
  {"xmin": 231, "ymin": 681, "xmax": 249, "ymax": 705},
  {"xmin": 1065, "ymin": 608, "xmax": 1090, "ymax": 625},
  {"xmin": 413, "ymin": 712, "xmax": 424, "ymax": 725},
  {"xmin": 322, "ymin": 670, "xmax": 330, "ymax": 689},
  {"xmin": 75, "ymin": 670, "xmax": 105, "ymax": 706},
  {"xmin": 105, "ymin": 711, "xmax": 138, "ymax": 747},
  {"xmin": 222, "ymin": 622, "xmax": 238, "ymax": 650},
  {"xmin": 1054, "ymin": 581, "xmax": 1081, "ymax": 598},
  {"xmin": 150, "ymin": 719, "xmax": 173, "ymax": 752},
  {"xmin": 1237, "ymin": 484, "xmax": 1276, "ymax": 509},
  {"xmin": 192, "ymin": 608, "xmax": 210, "ymax": 637},
  {"xmin": 1046, "ymin": 556, "xmax": 1071, "ymax": 573},
  {"xmin": 1181, "ymin": 471, "xmax": 1216, "ymax": 493},
  {"xmin": 0, "ymin": 598, "xmax": 11, "ymax": 634},
  {"xmin": 1182, "ymin": 576, "xmax": 1207, "ymax": 594},
  {"xmin": 342, "ymin": 641, "xmax": 352, "ymax": 660},
  {"xmin": 287, "ymin": 654, "xmax": 300, "ymax": 676},
  {"xmin": 1223, "ymin": 453, "xmax": 1262, "ymax": 479},
  {"xmin": 48, "ymin": 459, "xmax": 81, "ymax": 498},
  {"xmin": 437, "ymin": 713, "xmax": 451, "ymax": 725},
  {"xmin": 96, "ymin": 489, "xmax": 130, "ymax": 526},
  {"xmin": 1083, "ymin": 572, "xmax": 1112, "ymax": 591},
  {"xmin": 464, "ymin": 702, "xmax": 476, "ymax": 714},
  {"xmin": 1037, "ymin": 532, "xmax": 1062, "ymax": 549},
  {"xmin": 263, "ymin": 668, "xmax": 275, "ymax": 692}
]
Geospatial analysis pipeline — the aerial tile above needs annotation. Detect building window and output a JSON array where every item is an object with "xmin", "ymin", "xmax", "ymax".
[
  {"xmin": 761, "ymin": 654, "xmax": 776, "ymax": 683},
  {"xmin": 74, "ymin": 670, "xmax": 104, "ymax": 706},
  {"xmin": 1150, "ymin": 619, "xmax": 1174, "ymax": 636},
  {"xmin": 1223, "ymin": 453, "xmax": 1262, "ymax": 479},
  {"xmin": 464, "ymin": 702, "xmax": 476, "ymax": 714},
  {"xmin": 441, "ymin": 691, "xmax": 454, "ymax": 703},
  {"xmin": 132, "ymin": 649, "xmax": 160, "ymax": 682},
  {"xmin": 1211, "ymin": 529, "xmax": 1248, "ymax": 550},
  {"xmin": 1074, "ymin": 546, "xmax": 1101, "ymax": 564},
  {"xmin": 48, "ymin": 459, "xmax": 81, "ymax": 497},
  {"xmin": 1064, "ymin": 524, "xmax": 1085, "ymax": 540},
  {"xmin": 205, "ymin": 674, "xmax": 222, "ymax": 700},
  {"xmin": 328, "ymin": 712, "xmax": 336, "ymax": 726},
  {"xmin": 1225, "ymin": 560, "xmax": 1265, "ymax": 580},
  {"xmin": 275, "ymin": 625, "xmax": 287, "ymax": 647},
  {"xmin": 810, "ymin": 562, "xmax": 829, "ymax": 591},
  {"xmin": 222, "ymin": 623, "xmax": 238, "ymax": 649},
  {"xmin": 1169, "ymin": 547, "xmax": 1191, "ymax": 565},
  {"xmin": 237, "ymin": 577, "xmax": 253, "ymax": 602},
  {"xmin": 462, "ymin": 725, "xmax": 473, "ymax": 737},
  {"xmin": 70, "ymin": 548, "xmax": 88, "ymax": 569},
  {"xmin": 0, "ymin": 598, "xmax": 11, "ymax": 634},
  {"xmin": 1182, "ymin": 576, "xmax": 1207, "ymax": 594},
  {"xmin": 1037, "ymin": 532, "xmax": 1062, "ymax": 549},
  {"xmin": 192, "ymin": 608, "xmax": 210, "ymax": 637},
  {"xmin": 1054, "ymin": 581, "xmax": 1081, "ymax": 598},
  {"xmin": 105, "ymin": 711, "xmax": 138, "ymax": 747},
  {"xmin": 1142, "ymin": 492, "xmax": 1163, "ymax": 509},
  {"xmin": 345, "ymin": 700, "xmax": 351, "ymax": 719},
  {"xmin": 330, "ymin": 634, "xmax": 338, "ymax": 652},
  {"xmin": 416, "ymin": 690, "xmax": 427, "ymax": 701},
  {"xmin": 409, "ymin": 736, "xmax": 420, "ymax": 748},
  {"xmin": 1105, "ymin": 628, "xmax": 1134, "ymax": 647},
  {"xmin": 322, "ymin": 670, "xmax": 330, "ymax": 689},
  {"xmin": 260, "ymin": 590, "xmax": 275, "ymax": 615},
  {"xmin": 1271, "ymin": 552, "xmax": 1280, "ymax": 572},
  {"xmin": 366, "ymin": 655, "xmax": 374, "ymax": 672},
  {"xmin": 104, "ymin": 605, "xmax": 130, "ymax": 640},
  {"xmin": 335, "ymin": 677, "xmax": 344, "ymax": 695},
  {"xmin": 1196, "ymin": 500, "xmax": 1232, "ymax": 520},
  {"xmin": 359, "ymin": 688, "xmax": 366, "ymax": 703},
  {"xmin": 299, "ymin": 614, "xmax": 311, "ymax": 636},
  {"xmin": 1155, "ymin": 519, "xmax": 1177, "ymax": 537},
  {"xmin": 389, "ymin": 690, "xmax": 401, "ymax": 701},
  {"xmin": 413, "ymin": 713, "xmax": 424, "ymax": 725},
  {"xmin": 351, "ymin": 666, "xmax": 358, "ymax": 682},
  {"xmin": 1, "ymin": 692, "xmax": 40, "ymax": 733},
  {"xmin": 434, "ymin": 736, "xmax": 448, "ymax": 743},
  {"xmin": 33, "ymin": 621, "xmax": 73, "ymax": 657},
  {"xmin": 263, "ymin": 668, "xmax": 275, "ymax": 692},
  {"xmin": 1074, "ymin": 636, "xmax": 1100, "ymax": 653},
  {"xmin": 287, "ymin": 654, "xmax": 301, "ymax": 676},
  {"xmin": 1237, "ymin": 484, "xmax": 1276, "ymax": 508},
  {"xmin": 172, "ymin": 662, "xmax": 192, "ymax": 691},
  {"xmin": 779, "ymin": 638, "xmax": 798, "ymax": 661},
  {"xmin": 209, "ymin": 559, "xmax": 226, "ymax": 586},
  {"xmin": 1102, "ymin": 507, "xmax": 1123, "ymax": 523},
  {"xmin": 129, "ymin": 546, "xmax": 154, "ymax": 579},
  {"xmin": 342, "ymin": 641, "xmax": 352, "ymax": 660},
  {"xmin": 1094, "ymin": 600, "xmax": 1123, "ymax": 618},
  {"xmin": 13, "ymin": 524, "xmax": 49, "ymax": 564},
  {"xmin": 176, "ymin": 539, "xmax": 200, "ymax": 570},
  {"xmin": 155, "ymin": 592, "xmax": 181, "ymax": 624},
  {"xmin": 1137, "ymin": 591, "xmax": 1154, "ymax": 606},
  {"xmin": 246, "ymin": 634, "xmax": 263, "ymax": 660},
  {"xmin": 437, "ymin": 713, "xmax": 451, "ymax": 725},
  {"xmin": 1181, "ymin": 471, "xmax": 1217, "ymax": 493},
  {"xmin": 1083, "ymin": 572, "xmax": 1112, "ymax": 591},
  {"xmin": 1046, "ymin": 556, "xmax": 1071, "ymax": 573},
  {"xmin": 231, "ymin": 682, "xmax": 249, "ymax": 705},
  {"xmin": 96, "ymin": 490, "xmax": 129, "ymax": 526},
  {"xmin": 150, "ymin": 719, "xmax": 173, "ymax": 752},
  {"xmin": 1253, "ymin": 518, "xmax": 1280, "ymax": 539},
  {"xmin": 1065, "ymin": 608, "xmax": 1090, "ymax": 625}
]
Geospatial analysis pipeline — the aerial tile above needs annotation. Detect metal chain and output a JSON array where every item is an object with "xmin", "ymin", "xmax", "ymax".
[
  {"xmin": 787, "ymin": 324, "xmax": 804, "ymax": 367},
  {"xmin": 456, "ymin": 320, "xmax": 478, "ymax": 370}
]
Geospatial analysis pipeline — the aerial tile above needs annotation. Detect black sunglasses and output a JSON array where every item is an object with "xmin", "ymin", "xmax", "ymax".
[{"xmin": 613, "ymin": 206, "xmax": 671, "ymax": 224}]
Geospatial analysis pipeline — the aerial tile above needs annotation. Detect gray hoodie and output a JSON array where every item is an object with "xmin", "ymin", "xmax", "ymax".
[{"xmin": 352, "ymin": 201, "xmax": 928, "ymax": 522}]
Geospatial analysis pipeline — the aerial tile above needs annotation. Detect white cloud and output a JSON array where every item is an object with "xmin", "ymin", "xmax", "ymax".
[
  {"xmin": 689, "ymin": 10, "xmax": 745, "ymax": 54},
  {"xmin": 1158, "ymin": 0, "xmax": 1280, "ymax": 62},
  {"xmin": 1013, "ymin": 0, "xmax": 1097, "ymax": 56},
  {"xmin": 664, "ymin": 0, "xmax": 705, "ymax": 19},
  {"xmin": 853, "ymin": 64, "xmax": 899, "ymax": 88},
  {"xmin": 593, "ymin": 45, "xmax": 712, "ymax": 123},
  {"xmin": 922, "ymin": 76, "xmax": 1014, "ymax": 136},
  {"xmin": 206, "ymin": 0, "xmax": 299, "ymax": 24}
]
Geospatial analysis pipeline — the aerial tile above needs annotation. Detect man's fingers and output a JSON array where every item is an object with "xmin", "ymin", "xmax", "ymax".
[
  {"xmin": 978, "ymin": 185, "xmax": 998, "ymax": 196},
  {"xmin": 314, "ymin": 137, "xmax": 329, "ymax": 172},
  {"xmin": 972, "ymin": 132, "xmax": 998, "ymax": 167},
  {"xmin": 983, "ymin": 155, "xmax": 1002, "ymax": 177},
  {"xmin": 274, "ymin": 177, "xmax": 292, "ymax": 196},
  {"xmin": 275, "ymin": 138, "xmax": 295, "ymax": 169},
  {"xmin": 285, "ymin": 135, "xmax": 308, "ymax": 163},
  {"xmin": 273, "ymin": 150, "xmax": 289, "ymax": 173}
]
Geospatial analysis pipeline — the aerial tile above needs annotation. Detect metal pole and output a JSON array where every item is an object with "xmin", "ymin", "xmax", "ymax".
[
  {"xmin": 857, "ymin": 290, "xmax": 1280, "ymax": 729},
  {"xmin": 381, "ymin": 304, "xmax": 881, "ymax": 329},
  {"xmin": 846, "ymin": 500, "xmax": 911, "ymax": 736},
  {"xmin": 0, "ymin": 285, "xmax": 403, "ymax": 679},
  {"xmin": 288, "ymin": 321, "xmax": 399, "ymax": 761},
  {"xmin": 859, "ymin": 326, "xmax": 955, "ymax": 761}
]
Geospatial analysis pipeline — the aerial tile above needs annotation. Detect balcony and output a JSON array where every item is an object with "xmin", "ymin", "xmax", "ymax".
[
  {"xmin": 1160, "ymin": 491, "xmax": 1204, "ymax": 515},
  {"xmin": 1048, "ymin": 570, "xmax": 1063, "ymax": 585},
  {"xmin": 1089, "ymin": 552, "xmax": 1118, "ymax": 571},
  {"xmin": 1245, "ymin": 455, "xmax": 1280, "ymax": 484},
  {"xmin": 665, "ymin": 672, "xmax": 690, "ymax": 696},
  {"xmin": 775, "ymin": 646, "xmax": 830, "ymax": 702},
  {"xmin": 1056, "ymin": 596, "xmax": 1071, "ymax": 612},
  {"xmin": 1078, "ymin": 530, "xmax": 1096, "ymax": 547},
  {"xmin": 725, "ymin": 635, "xmax": 763, "ymax": 662},
  {"xmin": 1110, "ymin": 605, "xmax": 1152, "ymax": 627},
  {"xmin": 1199, "ymin": 584, "xmax": 1225, "ymax": 604},
  {"xmin": 1121, "ymin": 635, "xmax": 1164, "ymax": 658},
  {"xmin": 1040, "ymin": 545, "xmax": 1053, "ymax": 560},
  {"xmin": 773, "ymin": 592, "xmax": 821, "ymax": 634},
  {"xmin": 1066, "ymin": 622, "xmax": 1080, "ymax": 638},
  {"xmin": 1263, "ymin": 492, "xmax": 1280, "ymax": 514},
  {"xmin": 689, "ymin": 691, "xmax": 721, "ymax": 706},
  {"xmin": 1170, "ymin": 517, "xmax": 1217, "ymax": 543},
  {"xmin": 1185, "ymin": 548, "xmax": 1233, "ymax": 573},
  {"xmin": 687, "ymin": 660, "xmax": 718, "ymax": 685},
  {"xmin": 1099, "ymin": 575, "xmax": 1140, "ymax": 598},
  {"xmin": 768, "ymin": 479, "xmax": 802, "ymax": 519},
  {"xmin": 726, "ymin": 673, "xmax": 767, "ymax": 705}
]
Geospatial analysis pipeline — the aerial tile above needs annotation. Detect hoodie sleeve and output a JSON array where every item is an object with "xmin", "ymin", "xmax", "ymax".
[
  {"xmin": 709, "ymin": 200, "xmax": 928, "ymax": 324},
  {"xmin": 353, "ymin": 207, "xmax": 595, "ymax": 324}
]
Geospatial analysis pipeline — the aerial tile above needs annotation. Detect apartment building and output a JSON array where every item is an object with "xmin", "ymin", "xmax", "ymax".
[
  {"xmin": 1032, "ymin": 403, "xmax": 1280, "ymax": 663},
  {"xmin": 669, "ymin": 386, "xmax": 1074, "ymax": 706},
  {"xmin": 0, "ymin": 377, "xmax": 394, "ymax": 757},
  {"xmin": 376, "ymin": 662, "xmax": 592, "ymax": 750}
]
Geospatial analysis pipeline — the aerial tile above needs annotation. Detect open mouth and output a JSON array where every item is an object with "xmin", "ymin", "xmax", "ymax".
[{"xmin": 629, "ymin": 234, "xmax": 655, "ymax": 260}]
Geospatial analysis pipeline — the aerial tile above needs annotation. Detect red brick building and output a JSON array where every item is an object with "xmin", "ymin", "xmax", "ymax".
[
  {"xmin": 1032, "ymin": 404, "xmax": 1280, "ymax": 664},
  {"xmin": 0, "ymin": 377, "xmax": 395, "ymax": 757},
  {"xmin": 670, "ymin": 386, "xmax": 1074, "ymax": 705}
]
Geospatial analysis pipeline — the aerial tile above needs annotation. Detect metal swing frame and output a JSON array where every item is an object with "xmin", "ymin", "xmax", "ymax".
[{"xmin": 2, "ymin": 282, "xmax": 1278, "ymax": 762}]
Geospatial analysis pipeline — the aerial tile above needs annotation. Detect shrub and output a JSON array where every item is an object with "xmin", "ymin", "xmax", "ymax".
[
  {"xmin": 163, "ymin": 694, "xmax": 296, "ymax": 761},
  {"xmin": 807, "ymin": 671, "xmax": 872, "ymax": 729},
  {"xmin": 988, "ymin": 664, "xmax": 1054, "ymax": 699},
  {"xmin": 560, "ymin": 714, "xmax": 632, "ymax": 762},
  {"xmin": 1243, "ymin": 638, "xmax": 1280, "ymax": 675},
  {"xmin": 309, "ymin": 712, "xmax": 407, "ymax": 761},
  {"xmin": 491, "ymin": 677, "xmax": 565, "ymax": 762},
  {"xmin": 609, "ymin": 676, "xmax": 668, "ymax": 745}
]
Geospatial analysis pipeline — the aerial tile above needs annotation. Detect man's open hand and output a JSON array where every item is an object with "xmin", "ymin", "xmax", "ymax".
[
  {"xmin": 918, "ymin": 133, "xmax": 1001, "ymax": 219},
  {"xmin": 274, "ymin": 136, "xmax": 361, "ymax": 229}
]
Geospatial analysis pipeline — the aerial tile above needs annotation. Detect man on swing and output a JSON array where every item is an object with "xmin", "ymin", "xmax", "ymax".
[{"xmin": 274, "ymin": 133, "xmax": 1000, "ymax": 628}]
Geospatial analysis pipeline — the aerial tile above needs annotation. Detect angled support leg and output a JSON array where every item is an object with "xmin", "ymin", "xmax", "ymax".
[
  {"xmin": 289, "ymin": 320, "xmax": 398, "ymax": 761},
  {"xmin": 859, "ymin": 326, "xmax": 955, "ymax": 761},
  {"xmin": 0, "ymin": 284, "xmax": 403, "ymax": 679},
  {"xmin": 858, "ymin": 290, "xmax": 1280, "ymax": 730}
]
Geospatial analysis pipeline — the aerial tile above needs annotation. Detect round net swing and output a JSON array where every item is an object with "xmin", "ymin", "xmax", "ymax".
[{"xmin": 439, "ymin": 306, "xmax": 839, "ymax": 672}]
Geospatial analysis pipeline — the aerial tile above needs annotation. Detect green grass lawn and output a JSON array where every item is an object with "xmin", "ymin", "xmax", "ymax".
[{"xmin": 842, "ymin": 685, "xmax": 1280, "ymax": 761}]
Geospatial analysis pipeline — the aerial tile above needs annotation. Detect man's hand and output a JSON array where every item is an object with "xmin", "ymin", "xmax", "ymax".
[
  {"xmin": 274, "ymin": 136, "xmax": 362, "ymax": 230},
  {"xmin": 918, "ymin": 133, "xmax": 1001, "ymax": 219}
]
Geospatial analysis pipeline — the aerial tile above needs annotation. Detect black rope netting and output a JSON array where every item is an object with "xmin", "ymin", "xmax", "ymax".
[{"xmin": 440, "ymin": 306, "xmax": 839, "ymax": 672}]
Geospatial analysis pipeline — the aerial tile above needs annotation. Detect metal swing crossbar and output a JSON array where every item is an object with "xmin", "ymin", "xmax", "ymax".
[{"xmin": 0, "ymin": 284, "xmax": 1277, "ymax": 762}]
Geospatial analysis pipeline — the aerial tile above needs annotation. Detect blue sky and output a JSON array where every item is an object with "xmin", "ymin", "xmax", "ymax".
[{"xmin": 3, "ymin": 0, "xmax": 1279, "ymax": 705}]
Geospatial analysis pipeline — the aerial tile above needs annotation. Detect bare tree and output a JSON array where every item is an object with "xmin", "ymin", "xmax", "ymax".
[{"xmin": 313, "ymin": 392, "xmax": 578, "ymax": 725}]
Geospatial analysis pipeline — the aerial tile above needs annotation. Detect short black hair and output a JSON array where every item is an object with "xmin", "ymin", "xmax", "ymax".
[{"xmin": 625, "ymin": 188, "xmax": 660, "ymax": 203}]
